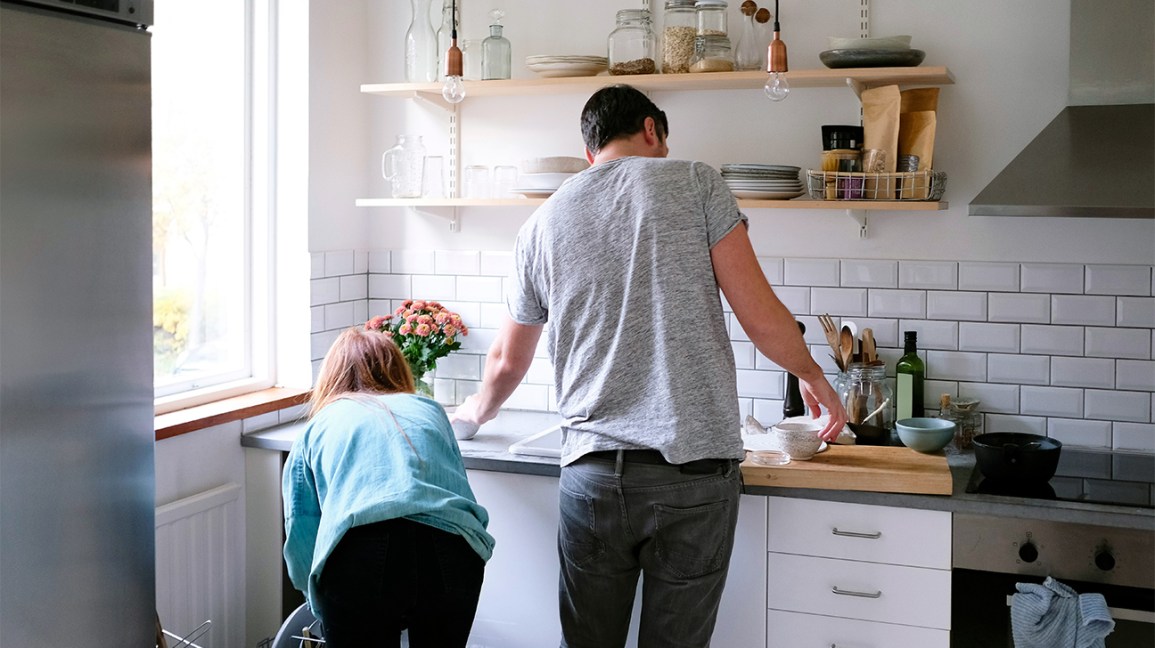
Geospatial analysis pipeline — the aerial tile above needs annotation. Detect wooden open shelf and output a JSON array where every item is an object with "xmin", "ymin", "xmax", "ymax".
[{"xmin": 355, "ymin": 197, "xmax": 949, "ymax": 211}]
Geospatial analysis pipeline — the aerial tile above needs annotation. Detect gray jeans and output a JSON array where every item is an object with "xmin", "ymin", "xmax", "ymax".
[{"xmin": 557, "ymin": 450, "xmax": 742, "ymax": 648}]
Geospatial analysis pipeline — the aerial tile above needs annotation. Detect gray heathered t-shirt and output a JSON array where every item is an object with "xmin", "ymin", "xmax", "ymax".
[{"xmin": 508, "ymin": 156, "xmax": 748, "ymax": 466}]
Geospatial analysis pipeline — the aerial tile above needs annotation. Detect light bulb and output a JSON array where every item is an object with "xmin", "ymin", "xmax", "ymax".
[
  {"xmin": 764, "ymin": 72, "xmax": 790, "ymax": 102},
  {"xmin": 442, "ymin": 75, "xmax": 466, "ymax": 104}
]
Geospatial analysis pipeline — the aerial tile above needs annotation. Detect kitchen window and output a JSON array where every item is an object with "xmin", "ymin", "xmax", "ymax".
[{"xmin": 152, "ymin": 0, "xmax": 275, "ymax": 410}]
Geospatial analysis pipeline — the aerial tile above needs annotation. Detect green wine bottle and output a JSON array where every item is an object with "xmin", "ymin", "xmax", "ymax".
[{"xmin": 896, "ymin": 331, "xmax": 925, "ymax": 420}]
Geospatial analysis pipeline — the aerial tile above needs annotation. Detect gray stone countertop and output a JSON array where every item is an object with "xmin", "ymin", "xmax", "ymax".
[{"xmin": 242, "ymin": 408, "xmax": 1155, "ymax": 533}]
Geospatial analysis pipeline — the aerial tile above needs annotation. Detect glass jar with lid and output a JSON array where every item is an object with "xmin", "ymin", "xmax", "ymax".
[
  {"xmin": 688, "ymin": 34, "xmax": 734, "ymax": 72},
  {"xmin": 838, "ymin": 362, "xmax": 894, "ymax": 445},
  {"xmin": 608, "ymin": 9, "xmax": 658, "ymax": 75},
  {"xmin": 695, "ymin": 0, "xmax": 729, "ymax": 38},
  {"xmin": 662, "ymin": 0, "xmax": 697, "ymax": 74}
]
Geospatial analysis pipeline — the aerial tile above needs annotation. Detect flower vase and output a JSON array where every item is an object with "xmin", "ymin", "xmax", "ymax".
[{"xmin": 416, "ymin": 370, "xmax": 436, "ymax": 400}]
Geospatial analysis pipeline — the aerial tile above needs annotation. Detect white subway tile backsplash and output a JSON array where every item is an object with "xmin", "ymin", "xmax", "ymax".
[
  {"xmin": 368, "ymin": 250, "xmax": 391, "ymax": 273},
  {"xmin": 311, "ymin": 277, "xmax": 340, "ymax": 306},
  {"xmin": 369, "ymin": 274, "xmax": 412, "ymax": 299},
  {"xmin": 899, "ymin": 261, "xmax": 957, "ymax": 290},
  {"xmin": 353, "ymin": 300, "xmax": 368, "ymax": 325},
  {"xmin": 784, "ymin": 258, "xmax": 839, "ymax": 287},
  {"xmin": 1085, "ymin": 389, "xmax": 1150, "ymax": 422},
  {"xmin": 323, "ymin": 301, "xmax": 356, "ymax": 331},
  {"xmin": 311, "ymin": 305, "xmax": 325, "ymax": 333},
  {"xmin": 1086, "ymin": 327, "xmax": 1151, "ymax": 360},
  {"xmin": 927, "ymin": 350, "xmax": 986, "ymax": 381},
  {"xmin": 774, "ymin": 285, "xmax": 812, "ymax": 316},
  {"xmin": 986, "ymin": 413, "xmax": 1047, "ymax": 435},
  {"xmin": 436, "ymin": 352, "xmax": 482, "ymax": 380},
  {"xmin": 751, "ymin": 399, "xmax": 781, "ymax": 425},
  {"xmin": 339, "ymin": 275, "xmax": 367, "ymax": 301},
  {"xmin": 1051, "ymin": 356, "xmax": 1115, "ymax": 389},
  {"xmin": 440, "ymin": 301, "xmax": 481, "ymax": 329},
  {"xmin": 1117, "ymin": 360, "xmax": 1155, "ymax": 391},
  {"xmin": 1047, "ymin": 418, "xmax": 1112, "ymax": 449},
  {"xmin": 841, "ymin": 259, "xmax": 897, "ymax": 288},
  {"xmin": 524, "ymin": 357, "xmax": 554, "ymax": 385},
  {"xmin": 757, "ymin": 257, "xmax": 784, "ymax": 284},
  {"xmin": 1085, "ymin": 264, "xmax": 1151, "ymax": 296},
  {"xmin": 310, "ymin": 329, "xmax": 340, "ymax": 362},
  {"xmin": 459, "ymin": 326, "xmax": 497, "ymax": 355},
  {"xmin": 391, "ymin": 250, "xmax": 435, "ymax": 274},
  {"xmin": 1113, "ymin": 422, "xmax": 1155, "ymax": 452},
  {"xmin": 869, "ymin": 290, "xmax": 926, "ymax": 319},
  {"xmin": 1051, "ymin": 295, "xmax": 1116, "ymax": 326},
  {"xmin": 477, "ymin": 302, "xmax": 509, "ymax": 329},
  {"xmin": 927, "ymin": 291, "xmax": 987, "ymax": 321},
  {"xmin": 988, "ymin": 354, "xmax": 1050, "ymax": 386},
  {"xmin": 1117, "ymin": 297, "xmax": 1155, "ymax": 328},
  {"xmin": 504, "ymin": 383, "xmax": 550, "ymax": 411},
  {"xmin": 959, "ymin": 322, "xmax": 1020, "ymax": 353},
  {"xmin": 732, "ymin": 341, "xmax": 756, "ymax": 369},
  {"xmin": 810, "ymin": 287, "xmax": 867, "ymax": 316},
  {"xmin": 310, "ymin": 252, "xmax": 325, "ymax": 279},
  {"xmin": 479, "ymin": 251, "xmax": 513, "ymax": 277},
  {"xmin": 410, "ymin": 274, "xmax": 457, "ymax": 301},
  {"xmin": 898, "ymin": 320, "xmax": 957, "ymax": 350},
  {"xmin": 989, "ymin": 293, "xmax": 1050, "ymax": 323},
  {"xmin": 958, "ymin": 262, "xmax": 1020, "ymax": 292},
  {"xmin": 456, "ymin": 276, "xmax": 504, "ymax": 302},
  {"xmin": 435, "ymin": 250, "xmax": 480, "ymax": 276},
  {"xmin": 1022, "ymin": 386, "xmax": 1084, "ymax": 417},
  {"xmin": 324, "ymin": 250, "xmax": 355, "ymax": 277},
  {"xmin": 1021, "ymin": 263, "xmax": 1084, "ymax": 294},
  {"xmin": 1020, "ymin": 325, "xmax": 1085, "ymax": 356},
  {"xmin": 737, "ymin": 369, "xmax": 780, "ymax": 399},
  {"xmin": 729, "ymin": 313, "xmax": 749, "ymax": 342},
  {"xmin": 960, "ymin": 382, "xmax": 1019, "ymax": 413},
  {"xmin": 354, "ymin": 251, "xmax": 369, "ymax": 274}
]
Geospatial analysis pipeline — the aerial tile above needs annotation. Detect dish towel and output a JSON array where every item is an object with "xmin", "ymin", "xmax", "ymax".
[{"xmin": 1010, "ymin": 576, "xmax": 1116, "ymax": 648}]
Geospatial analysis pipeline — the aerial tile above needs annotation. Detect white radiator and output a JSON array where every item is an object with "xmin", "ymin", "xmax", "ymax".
[{"xmin": 156, "ymin": 482, "xmax": 245, "ymax": 648}]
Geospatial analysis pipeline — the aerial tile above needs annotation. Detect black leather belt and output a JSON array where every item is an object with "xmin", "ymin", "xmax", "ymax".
[{"xmin": 582, "ymin": 449, "xmax": 735, "ymax": 474}]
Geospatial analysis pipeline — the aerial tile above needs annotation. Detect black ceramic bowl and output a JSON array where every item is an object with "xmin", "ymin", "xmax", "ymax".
[{"xmin": 972, "ymin": 432, "xmax": 1062, "ymax": 483}]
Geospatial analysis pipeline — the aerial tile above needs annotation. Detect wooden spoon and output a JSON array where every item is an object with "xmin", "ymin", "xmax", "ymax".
[
  {"xmin": 861, "ymin": 328, "xmax": 876, "ymax": 363},
  {"xmin": 840, "ymin": 326, "xmax": 854, "ymax": 370}
]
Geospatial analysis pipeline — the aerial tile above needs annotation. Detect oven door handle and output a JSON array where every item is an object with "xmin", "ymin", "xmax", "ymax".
[{"xmin": 1005, "ymin": 595, "xmax": 1155, "ymax": 624}]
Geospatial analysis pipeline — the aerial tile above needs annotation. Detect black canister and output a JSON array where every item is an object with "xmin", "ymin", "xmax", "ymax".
[{"xmin": 821, "ymin": 124, "xmax": 864, "ymax": 151}]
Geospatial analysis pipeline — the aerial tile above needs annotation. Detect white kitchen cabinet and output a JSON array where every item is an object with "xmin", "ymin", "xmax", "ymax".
[
  {"xmin": 765, "ymin": 496, "xmax": 951, "ymax": 648},
  {"xmin": 465, "ymin": 469, "xmax": 768, "ymax": 647}
]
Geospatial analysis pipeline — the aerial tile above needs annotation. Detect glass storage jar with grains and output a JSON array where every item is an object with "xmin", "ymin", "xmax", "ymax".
[
  {"xmin": 608, "ymin": 9, "xmax": 657, "ymax": 75},
  {"xmin": 695, "ymin": 0, "xmax": 729, "ymax": 39},
  {"xmin": 662, "ymin": 0, "xmax": 697, "ymax": 73}
]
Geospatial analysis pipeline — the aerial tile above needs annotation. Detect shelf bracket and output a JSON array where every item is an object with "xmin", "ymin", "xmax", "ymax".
[
  {"xmin": 408, "ymin": 90, "xmax": 454, "ymax": 112},
  {"xmin": 847, "ymin": 208, "xmax": 868, "ymax": 238},
  {"xmin": 414, "ymin": 206, "xmax": 460, "ymax": 232}
]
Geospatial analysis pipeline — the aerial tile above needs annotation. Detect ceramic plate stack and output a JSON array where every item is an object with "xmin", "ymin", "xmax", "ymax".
[
  {"xmin": 720, "ymin": 164, "xmax": 804, "ymax": 199},
  {"xmin": 525, "ymin": 55, "xmax": 608, "ymax": 78}
]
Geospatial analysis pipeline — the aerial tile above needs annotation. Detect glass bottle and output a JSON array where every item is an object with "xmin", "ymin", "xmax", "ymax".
[
  {"xmin": 782, "ymin": 322, "xmax": 807, "ymax": 419},
  {"xmin": 404, "ymin": 0, "xmax": 438, "ymax": 83},
  {"xmin": 896, "ymin": 331, "xmax": 925, "ymax": 420},
  {"xmin": 435, "ymin": 0, "xmax": 460, "ymax": 81},
  {"xmin": 839, "ymin": 362, "xmax": 894, "ymax": 445},
  {"xmin": 608, "ymin": 9, "xmax": 658, "ymax": 75},
  {"xmin": 481, "ymin": 9, "xmax": 512, "ymax": 80},
  {"xmin": 734, "ymin": 4, "xmax": 762, "ymax": 70},
  {"xmin": 462, "ymin": 39, "xmax": 483, "ymax": 81},
  {"xmin": 662, "ymin": 0, "xmax": 697, "ymax": 74}
]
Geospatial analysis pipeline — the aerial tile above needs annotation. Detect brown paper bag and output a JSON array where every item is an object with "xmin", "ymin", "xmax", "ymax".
[
  {"xmin": 898, "ymin": 111, "xmax": 937, "ymax": 198},
  {"xmin": 900, "ymin": 87, "xmax": 940, "ymax": 114},
  {"xmin": 862, "ymin": 85, "xmax": 901, "ymax": 174}
]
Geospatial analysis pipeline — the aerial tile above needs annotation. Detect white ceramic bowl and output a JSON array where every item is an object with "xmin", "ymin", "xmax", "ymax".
[
  {"xmin": 519, "ymin": 156, "xmax": 590, "ymax": 175},
  {"xmin": 827, "ymin": 35, "xmax": 912, "ymax": 50},
  {"xmin": 773, "ymin": 421, "xmax": 824, "ymax": 460},
  {"xmin": 516, "ymin": 172, "xmax": 575, "ymax": 190}
]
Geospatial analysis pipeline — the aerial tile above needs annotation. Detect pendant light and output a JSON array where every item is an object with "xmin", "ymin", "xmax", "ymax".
[
  {"xmin": 764, "ymin": 0, "xmax": 789, "ymax": 101},
  {"xmin": 441, "ymin": 0, "xmax": 466, "ymax": 103}
]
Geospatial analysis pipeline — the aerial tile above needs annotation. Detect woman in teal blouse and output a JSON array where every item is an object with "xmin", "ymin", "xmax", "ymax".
[{"xmin": 282, "ymin": 327, "xmax": 494, "ymax": 647}]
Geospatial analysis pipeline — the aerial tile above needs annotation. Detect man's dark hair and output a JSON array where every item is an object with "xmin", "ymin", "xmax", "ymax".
[{"xmin": 580, "ymin": 84, "xmax": 669, "ymax": 155}]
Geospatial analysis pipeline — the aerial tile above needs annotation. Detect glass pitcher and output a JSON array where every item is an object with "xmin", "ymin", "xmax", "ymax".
[{"xmin": 381, "ymin": 135, "xmax": 426, "ymax": 198}]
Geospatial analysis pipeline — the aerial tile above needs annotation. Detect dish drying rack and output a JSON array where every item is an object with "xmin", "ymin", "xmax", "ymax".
[
  {"xmin": 157, "ymin": 619, "xmax": 210, "ymax": 648},
  {"xmin": 805, "ymin": 169, "xmax": 947, "ymax": 201}
]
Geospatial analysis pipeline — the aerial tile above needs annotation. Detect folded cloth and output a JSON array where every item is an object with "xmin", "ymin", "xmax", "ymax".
[{"xmin": 1011, "ymin": 576, "xmax": 1116, "ymax": 648}]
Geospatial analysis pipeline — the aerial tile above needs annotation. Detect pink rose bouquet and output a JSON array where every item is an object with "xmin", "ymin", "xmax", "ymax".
[{"xmin": 365, "ymin": 299, "xmax": 468, "ymax": 393}]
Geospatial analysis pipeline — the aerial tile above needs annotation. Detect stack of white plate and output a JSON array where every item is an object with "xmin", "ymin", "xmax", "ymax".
[
  {"xmin": 511, "ymin": 172, "xmax": 575, "ymax": 198},
  {"xmin": 525, "ymin": 55, "xmax": 608, "ymax": 78},
  {"xmin": 720, "ymin": 164, "xmax": 804, "ymax": 199}
]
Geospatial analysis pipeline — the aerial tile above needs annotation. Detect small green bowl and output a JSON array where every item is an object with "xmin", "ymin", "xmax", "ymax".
[{"xmin": 896, "ymin": 418, "xmax": 956, "ymax": 453}]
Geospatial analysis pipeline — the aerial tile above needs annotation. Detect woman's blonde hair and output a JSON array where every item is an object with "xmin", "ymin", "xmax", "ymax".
[{"xmin": 308, "ymin": 327, "xmax": 415, "ymax": 419}]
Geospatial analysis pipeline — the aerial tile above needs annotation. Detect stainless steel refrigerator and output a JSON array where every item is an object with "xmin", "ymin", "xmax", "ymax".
[{"xmin": 0, "ymin": 0, "xmax": 155, "ymax": 644}]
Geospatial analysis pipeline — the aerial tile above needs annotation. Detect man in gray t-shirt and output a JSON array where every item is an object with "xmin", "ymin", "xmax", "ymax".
[{"xmin": 454, "ymin": 85, "xmax": 846, "ymax": 648}]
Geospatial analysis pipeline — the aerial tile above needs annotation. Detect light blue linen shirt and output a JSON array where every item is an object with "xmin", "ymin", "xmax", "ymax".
[{"xmin": 282, "ymin": 393, "xmax": 495, "ymax": 610}]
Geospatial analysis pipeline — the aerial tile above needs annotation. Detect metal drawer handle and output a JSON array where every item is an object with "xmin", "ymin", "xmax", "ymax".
[
  {"xmin": 831, "ymin": 527, "xmax": 882, "ymax": 539},
  {"xmin": 832, "ymin": 585, "xmax": 882, "ymax": 599}
]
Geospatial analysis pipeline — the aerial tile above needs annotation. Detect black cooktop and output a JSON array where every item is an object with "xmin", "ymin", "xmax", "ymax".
[{"xmin": 966, "ymin": 447, "xmax": 1155, "ymax": 509}]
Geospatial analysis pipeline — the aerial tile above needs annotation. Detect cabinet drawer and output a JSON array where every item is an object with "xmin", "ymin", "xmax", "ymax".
[
  {"xmin": 767, "ymin": 609, "xmax": 950, "ymax": 648},
  {"xmin": 767, "ymin": 496, "xmax": 950, "ymax": 568},
  {"xmin": 766, "ymin": 552, "xmax": 951, "ymax": 629}
]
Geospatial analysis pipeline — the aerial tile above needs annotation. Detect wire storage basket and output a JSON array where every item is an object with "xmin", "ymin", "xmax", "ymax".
[{"xmin": 805, "ymin": 169, "xmax": 947, "ymax": 201}]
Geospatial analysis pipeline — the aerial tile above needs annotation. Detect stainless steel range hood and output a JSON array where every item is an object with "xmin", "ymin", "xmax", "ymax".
[{"xmin": 969, "ymin": 0, "xmax": 1155, "ymax": 218}]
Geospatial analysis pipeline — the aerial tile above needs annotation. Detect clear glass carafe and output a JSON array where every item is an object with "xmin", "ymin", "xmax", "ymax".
[
  {"xmin": 734, "ymin": 9, "xmax": 762, "ymax": 70},
  {"xmin": 381, "ymin": 135, "xmax": 426, "ymax": 199},
  {"xmin": 838, "ymin": 362, "xmax": 894, "ymax": 445},
  {"xmin": 608, "ymin": 9, "xmax": 657, "ymax": 75},
  {"xmin": 481, "ymin": 10, "xmax": 511, "ymax": 80},
  {"xmin": 662, "ymin": 0, "xmax": 697, "ymax": 74},
  {"xmin": 404, "ymin": 0, "xmax": 438, "ymax": 83}
]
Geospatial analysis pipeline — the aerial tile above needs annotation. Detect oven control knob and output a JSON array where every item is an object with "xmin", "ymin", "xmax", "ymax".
[
  {"xmin": 1094, "ymin": 550, "xmax": 1116, "ymax": 572},
  {"xmin": 1018, "ymin": 541, "xmax": 1039, "ymax": 563}
]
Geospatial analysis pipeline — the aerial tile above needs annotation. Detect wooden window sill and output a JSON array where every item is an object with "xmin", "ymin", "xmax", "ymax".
[{"xmin": 155, "ymin": 387, "xmax": 310, "ymax": 441}]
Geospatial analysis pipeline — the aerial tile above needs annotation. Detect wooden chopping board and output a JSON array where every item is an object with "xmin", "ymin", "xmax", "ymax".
[{"xmin": 740, "ymin": 444, "xmax": 953, "ymax": 495}]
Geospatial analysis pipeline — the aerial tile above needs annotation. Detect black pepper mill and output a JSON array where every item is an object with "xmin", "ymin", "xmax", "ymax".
[{"xmin": 783, "ymin": 320, "xmax": 806, "ymax": 419}]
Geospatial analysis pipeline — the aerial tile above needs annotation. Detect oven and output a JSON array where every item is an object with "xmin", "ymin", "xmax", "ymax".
[{"xmin": 951, "ymin": 448, "xmax": 1155, "ymax": 648}]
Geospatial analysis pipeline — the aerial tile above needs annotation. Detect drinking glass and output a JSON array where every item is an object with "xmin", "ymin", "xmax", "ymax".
[
  {"xmin": 493, "ymin": 165, "xmax": 518, "ymax": 198},
  {"xmin": 422, "ymin": 155, "xmax": 445, "ymax": 198},
  {"xmin": 463, "ymin": 165, "xmax": 491, "ymax": 198}
]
